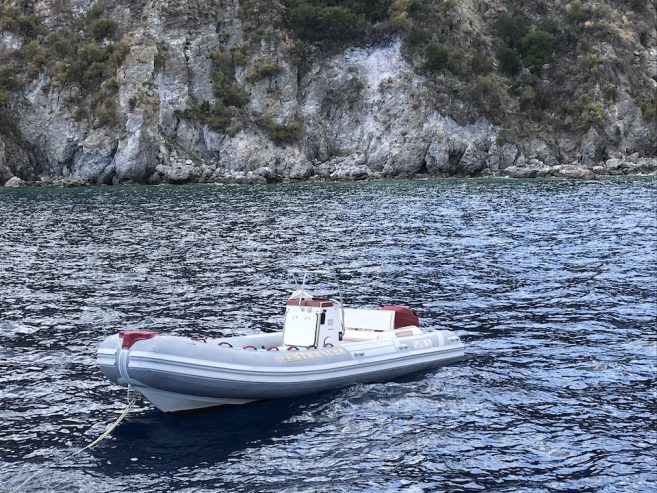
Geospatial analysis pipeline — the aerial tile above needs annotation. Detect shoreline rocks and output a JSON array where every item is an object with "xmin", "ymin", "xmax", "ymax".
[
  {"xmin": 4, "ymin": 156, "xmax": 655, "ymax": 188},
  {"xmin": 3, "ymin": 176, "xmax": 27, "ymax": 187}
]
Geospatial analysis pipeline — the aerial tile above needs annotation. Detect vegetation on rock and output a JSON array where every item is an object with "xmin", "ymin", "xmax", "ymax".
[
  {"xmin": 257, "ymin": 115, "xmax": 301, "ymax": 144},
  {"xmin": 246, "ymin": 64, "xmax": 282, "ymax": 83},
  {"xmin": 0, "ymin": 3, "xmax": 128, "ymax": 128},
  {"xmin": 425, "ymin": 43, "xmax": 449, "ymax": 71},
  {"xmin": 0, "ymin": 0, "xmax": 655, "ymax": 183},
  {"xmin": 285, "ymin": 0, "xmax": 390, "ymax": 42}
]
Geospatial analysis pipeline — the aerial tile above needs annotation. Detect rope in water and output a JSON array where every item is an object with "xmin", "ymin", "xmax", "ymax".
[{"xmin": 10, "ymin": 387, "xmax": 137, "ymax": 493}]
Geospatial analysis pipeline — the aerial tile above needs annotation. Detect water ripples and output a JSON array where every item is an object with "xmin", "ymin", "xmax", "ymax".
[{"xmin": 0, "ymin": 178, "xmax": 655, "ymax": 492}]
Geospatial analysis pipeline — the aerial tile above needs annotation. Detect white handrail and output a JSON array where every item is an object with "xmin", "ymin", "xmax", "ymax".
[{"xmin": 287, "ymin": 269, "xmax": 345, "ymax": 336}]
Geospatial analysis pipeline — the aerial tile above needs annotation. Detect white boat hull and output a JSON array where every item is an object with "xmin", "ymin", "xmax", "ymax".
[{"xmin": 97, "ymin": 329, "xmax": 464, "ymax": 413}]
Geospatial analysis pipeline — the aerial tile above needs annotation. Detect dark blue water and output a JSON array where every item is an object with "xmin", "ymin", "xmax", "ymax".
[{"xmin": 1, "ymin": 179, "xmax": 655, "ymax": 492}]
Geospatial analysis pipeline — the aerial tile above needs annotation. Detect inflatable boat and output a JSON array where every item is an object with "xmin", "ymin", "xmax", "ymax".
[{"xmin": 97, "ymin": 270, "xmax": 465, "ymax": 412}]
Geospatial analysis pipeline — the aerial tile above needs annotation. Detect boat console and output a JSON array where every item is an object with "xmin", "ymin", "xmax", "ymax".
[
  {"xmin": 284, "ymin": 295, "xmax": 343, "ymax": 348},
  {"xmin": 282, "ymin": 270, "xmax": 423, "ymax": 346},
  {"xmin": 283, "ymin": 270, "xmax": 345, "ymax": 348}
]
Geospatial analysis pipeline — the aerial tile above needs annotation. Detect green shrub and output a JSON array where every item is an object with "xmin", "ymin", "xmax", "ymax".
[
  {"xmin": 78, "ymin": 44, "xmax": 107, "ymax": 64},
  {"xmin": 289, "ymin": 3, "xmax": 359, "ymax": 42},
  {"xmin": 221, "ymin": 85, "xmax": 250, "ymax": 107},
  {"xmin": 0, "ymin": 63, "xmax": 20, "ymax": 91},
  {"xmin": 177, "ymin": 100, "xmax": 232, "ymax": 131},
  {"xmin": 565, "ymin": 1, "xmax": 585, "ymax": 23},
  {"xmin": 389, "ymin": 0, "xmax": 412, "ymax": 32},
  {"xmin": 288, "ymin": 1, "xmax": 315, "ymax": 33},
  {"xmin": 53, "ymin": 41, "xmax": 129, "ymax": 92},
  {"xmin": 602, "ymin": 81, "xmax": 619, "ymax": 101},
  {"xmin": 638, "ymin": 96, "xmax": 656, "ymax": 120},
  {"xmin": 212, "ymin": 70, "xmax": 250, "ymax": 107},
  {"xmin": 447, "ymin": 56, "xmax": 467, "ymax": 77},
  {"xmin": 345, "ymin": 0, "xmax": 391, "ymax": 22},
  {"xmin": 53, "ymin": 60, "xmax": 77, "ymax": 84},
  {"xmin": 211, "ymin": 48, "xmax": 229, "ymax": 64},
  {"xmin": 627, "ymin": 0, "xmax": 647, "ymax": 12},
  {"xmin": 25, "ymin": 64, "xmax": 39, "ymax": 78},
  {"xmin": 470, "ymin": 75, "xmax": 501, "ymax": 113},
  {"xmin": 470, "ymin": 53, "xmax": 493, "ymax": 75},
  {"xmin": 231, "ymin": 44, "xmax": 252, "ymax": 66},
  {"xmin": 83, "ymin": 61, "xmax": 112, "ymax": 89},
  {"xmin": 1, "ymin": 5, "xmax": 18, "ymax": 31},
  {"xmin": 25, "ymin": 41, "xmax": 48, "ymax": 66},
  {"xmin": 519, "ymin": 85, "xmax": 536, "ymax": 107},
  {"xmin": 257, "ymin": 115, "xmax": 300, "ymax": 144},
  {"xmin": 1, "ymin": 6, "xmax": 19, "ymax": 18},
  {"xmin": 271, "ymin": 121, "xmax": 300, "ymax": 143},
  {"xmin": 103, "ymin": 77, "xmax": 119, "ymax": 93},
  {"xmin": 425, "ymin": 42, "xmax": 449, "ymax": 71},
  {"xmin": 47, "ymin": 34, "xmax": 74, "ymax": 57},
  {"xmin": 87, "ymin": 5, "xmax": 104, "ymax": 20},
  {"xmin": 207, "ymin": 109, "xmax": 231, "ymax": 130},
  {"xmin": 408, "ymin": 26, "xmax": 429, "ymax": 46},
  {"xmin": 0, "ymin": 90, "xmax": 9, "ymax": 105},
  {"xmin": 539, "ymin": 19, "xmax": 559, "ymax": 38},
  {"xmin": 73, "ymin": 106, "xmax": 88, "ymax": 121},
  {"xmin": 1, "ymin": 16, "xmax": 19, "ymax": 33},
  {"xmin": 95, "ymin": 98, "xmax": 119, "ymax": 128},
  {"xmin": 245, "ymin": 64, "xmax": 282, "ymax": 83},
  {"xmin": 91, "ymin": 19, "xmax": 118, "ymax": 41},
  {"xmin": 390, "ymin": 17, "xmax": 412, "ymax": 32},
  {"xmin": 580, "ymin": 100, "xmax": 605, "ymax": 126},
  {"xmin": 519, "ymin": 29, "xmax": 556, "ymax": 73},
  {"xmin": 16, "ymin": 14, "xmax": 41, "ymax": 38},
  {"xmin": 496, "ymin": 46, "xmax": 521, "ymax": 76},
  {"xmin": 582, "ymin": 53, "xmax": 601, "ymax": 75},
  {"xmin": 495, "ymin": 14, "xmax": 528, "ymax": 48},
  {"xmin": 109, "ymin": 39, "xmax": 131, "ymax": 65}
]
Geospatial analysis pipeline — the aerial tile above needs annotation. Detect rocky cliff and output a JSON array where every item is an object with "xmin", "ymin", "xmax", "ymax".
[{"xmin": 1, "ymin": 0, "xmax": 656, "ymax": 186}]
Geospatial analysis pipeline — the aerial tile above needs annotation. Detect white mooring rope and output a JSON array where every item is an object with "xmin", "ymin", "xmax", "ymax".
[{"xmin": 10, "ymin": 387, "xmax": 137, "ymax": 493}]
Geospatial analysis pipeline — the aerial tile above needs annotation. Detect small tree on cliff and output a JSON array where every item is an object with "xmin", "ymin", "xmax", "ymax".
[
  {"xmin": 519, "ymin": 29, "xmax": 556, "ymax": 73},
  {"xmin": 425, "ymin": 42, "xmax": 449, "ymax": 71}
]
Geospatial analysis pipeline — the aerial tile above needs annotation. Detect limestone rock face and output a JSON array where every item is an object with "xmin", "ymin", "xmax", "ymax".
[
  {"xmin": 499, "ymin": 144, "xmax": 519, "ymax": 170},
  {"xmin": 155, "ymin": 164, "xmax": 194, "ymax": 184},
  {"xmin": 0, "ymin": 0, "xmax": 655, "ymax": 184},
  {"xmin": 74, "ymin": 129, "xmax": 119, "ymax": 184},
  {"xmin": 579, "ymin": 128, "xmax": 604, "ymax": 168},
  {"xmin": 459, "ymin": 144, "xmax": 486, "ymax": 176},
  {"xmin": 425, "ymin": 139, "xmax": 450, "ymax": 175},
  {"xmin": 0, "ymin": 134, "xmax": 35, "ymax": 184}
]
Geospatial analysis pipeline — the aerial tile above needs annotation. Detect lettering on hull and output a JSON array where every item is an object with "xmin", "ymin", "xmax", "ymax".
[
  {"xmin": 412, "ymin": 338, "xmax": 433, "ymax": 349},
  {"xmin": 276, "ymin": 347, "xmax": 347, "ymax": 363}
]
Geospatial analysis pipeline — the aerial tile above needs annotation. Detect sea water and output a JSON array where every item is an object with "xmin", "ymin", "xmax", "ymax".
[{"xmin": 0, "ymin": 178, "xmax": 655, "ymax": 492}]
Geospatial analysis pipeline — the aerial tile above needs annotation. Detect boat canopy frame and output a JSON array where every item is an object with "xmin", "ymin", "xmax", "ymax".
[
  {"xmin": 288, "ymin": 269, "xmax": 343, "ymax": 304},
  {"xmin": 288, "ymin": 270, "xmax": 345, "ymax": 336}
]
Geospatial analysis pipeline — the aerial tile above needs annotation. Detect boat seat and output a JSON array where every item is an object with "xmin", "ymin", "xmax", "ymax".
[
  {"xmin": 343, "ymin": 308, "xmax": 395, "ymax": 332},
  {"xmin": 342, "ymin": 329, "xmax": 396, "ymax": 342},
  {"xmin": 286, "ymin": 298, "xmax": 333, "ymax": 307},
  {"xmin": 394, "ymin": 326, "xmax": 420, "ymax": 337}
]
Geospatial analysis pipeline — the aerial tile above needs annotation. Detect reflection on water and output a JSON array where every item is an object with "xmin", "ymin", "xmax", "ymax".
[{"xmin": 1, "ymin": 178, "xmax": 656, "ymax": 492}]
